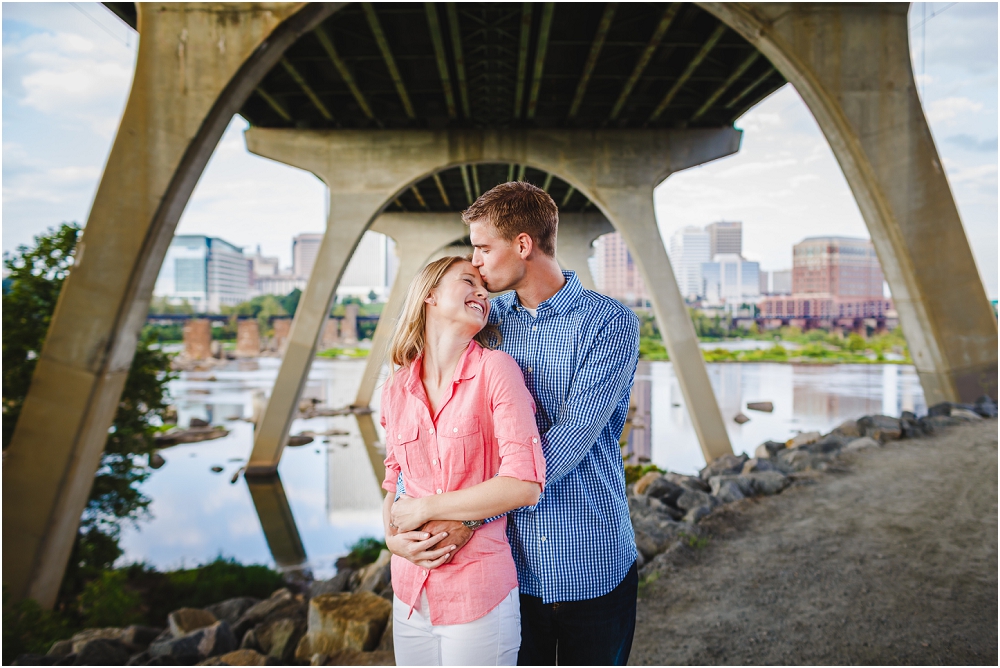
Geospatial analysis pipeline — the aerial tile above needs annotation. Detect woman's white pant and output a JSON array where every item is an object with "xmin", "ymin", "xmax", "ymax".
[{"xmin": 393, "ymin": 588, "xmax": 520, "ymax": 666}]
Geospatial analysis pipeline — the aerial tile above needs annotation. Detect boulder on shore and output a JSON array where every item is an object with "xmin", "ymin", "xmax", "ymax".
[
  {"xmin": 746, "ymin": 401, "xmax": 774, "ymax": 413},
  {"xmin": 169, "ymin": 609, "xmax": 218, "ymax": 638},
  {"xmin": 294, "ymin": 592, "xmax": 392, "ymax": 660}
]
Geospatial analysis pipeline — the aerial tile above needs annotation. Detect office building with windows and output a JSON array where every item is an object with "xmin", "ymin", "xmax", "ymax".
[
  {"xmin": 292, "ymin": 233, "xmax": 324, "ymax": 279},
  {"xmin": 594, "ymin": 232, "xmax": 648, "ymax": 306},
  {"xmin": 154, "ymin": 235, "xmax": 251, "ymax": 312},
  {"xmin": 707, "ymin": 221, "xmax": 742, "ymax": 257},
  {"xmin": 668, "ymin": 226, "xmax": 711, "ymax": 300}
]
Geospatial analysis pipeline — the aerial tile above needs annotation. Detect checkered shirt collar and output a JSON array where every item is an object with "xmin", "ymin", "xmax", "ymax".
[{"xmin": 494, "ymin": 271, "xmax": 583, "ymax": 317}]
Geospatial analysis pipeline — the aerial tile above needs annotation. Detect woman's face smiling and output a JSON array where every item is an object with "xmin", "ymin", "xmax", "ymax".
[{"xmin": 425, "ymin": 260, "xmax": 490, "ymax": 336}]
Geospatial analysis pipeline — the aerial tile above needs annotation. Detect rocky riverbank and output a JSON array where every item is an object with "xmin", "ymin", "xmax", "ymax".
[
  {"xmin": 628, "ymin": 395, "xmax": 997, "ymax": 580},
  {"xmin": 15, "ymin": 397, "xmax": 997, "ymax": 667}
]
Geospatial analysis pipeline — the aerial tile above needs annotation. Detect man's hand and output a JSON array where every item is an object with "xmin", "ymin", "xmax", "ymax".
[
  {"xmin": 385, "ymin": 525, "xmax": 456, "ymax": 570},
  {"xmin": 419, "ymin": 520, "xmax": 473, "ymax": 557}
]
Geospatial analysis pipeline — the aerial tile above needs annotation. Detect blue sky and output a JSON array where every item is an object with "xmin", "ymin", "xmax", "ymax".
[{"xmin": 3, "ymin": 2, "xmax": 997, "ymax": 297}]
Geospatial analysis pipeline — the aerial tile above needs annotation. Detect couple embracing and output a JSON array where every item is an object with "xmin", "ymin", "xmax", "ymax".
[{"xmin": 379, "ymin": 182, "xmax": 640, "ymax": 666}]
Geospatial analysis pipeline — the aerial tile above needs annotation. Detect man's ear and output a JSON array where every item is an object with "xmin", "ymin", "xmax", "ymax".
[{"xmin": 516, "ymin": 232, "xmax": 534, "ymax": 259}]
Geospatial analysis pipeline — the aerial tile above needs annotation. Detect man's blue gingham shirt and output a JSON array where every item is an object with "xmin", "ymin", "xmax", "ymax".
[{"xmin": 398, "ymin": 271, "xmax": 639, "ymax": 603}]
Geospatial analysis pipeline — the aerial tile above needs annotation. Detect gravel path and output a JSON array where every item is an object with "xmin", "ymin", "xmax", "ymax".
[{"xmin": 630, "ymin": 419, "xmax": 998, "ymax": 666}]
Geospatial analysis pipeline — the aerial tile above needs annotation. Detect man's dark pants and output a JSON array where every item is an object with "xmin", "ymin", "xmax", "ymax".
[{"xmin": 517, "ymin": 561, "xmax": 638, "ymax": 666}]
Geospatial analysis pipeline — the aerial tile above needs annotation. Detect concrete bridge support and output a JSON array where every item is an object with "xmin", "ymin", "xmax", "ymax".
[
  {"xmin": 1, "ymin": 3, "xmax": 341, "ymax": 607},
  {"xmin": 245, "ymin": 127, "xmax": 738, "ymax": 472},
  {"xmin": 703, "ymin": 2, "xmax": 998, "ymax": 403},
  {"xmin": 555, "ymin": 213, "xmax": 615, "ymax": 292}
]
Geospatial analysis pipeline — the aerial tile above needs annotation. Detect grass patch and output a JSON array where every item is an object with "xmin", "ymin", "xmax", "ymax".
[
  {"xmin": 317, "ymin": 347, "xmax": 369, "ymax": 359},
  {"xmin": 680, "ymin": 532, "xmax": 710, "ymax": 550},
  {"xmin": 637, "ymin": 572, "xmax": 660, "ymax": 599},
  {"xmin": 339, "ymin": 537, "xmax": 388, "ymax": 570}
]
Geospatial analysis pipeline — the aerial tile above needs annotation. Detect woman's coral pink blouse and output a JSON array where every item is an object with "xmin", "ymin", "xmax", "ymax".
[{"xmin": 380, "ymin": 341, "xmax": 546, "ymax": 625}]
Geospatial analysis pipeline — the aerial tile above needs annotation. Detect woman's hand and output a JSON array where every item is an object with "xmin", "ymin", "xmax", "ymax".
[
  {"xmin": 390, "ymin": 494, "xmax": 430, "ymax": 532},
  {"xmin": 385, "ymin": 527, "xmax": 456, "ymax": 570}
]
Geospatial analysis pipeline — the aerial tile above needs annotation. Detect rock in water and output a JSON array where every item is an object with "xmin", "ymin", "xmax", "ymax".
[
  {"xmin": 149, "ymin": 453, "xmax": 166, "ymax": 469},
  {"xmin": 190, "ymin": 418, "xmax": 210, "ymax": 428},
  {"xmin": 287, "ymin": 435, "xmax": 314, "ymax": 447},
  {"xmin": 733, "ymin": 412, "xmax": 750, "ymax": 424},
  {"xmin": 974, "ymin": 395, "xmax": 998, "ymax": 418},
  {"xmin": 294, "ymin": 592, "xmax": 392, "ymax": 660},
  {"xmin": 169, "ymin": 609, "xmax": 218, "ymax": 638},
  {"xmin": 746, "ymin": 401, "xmax": 774, "ymax": 412}
]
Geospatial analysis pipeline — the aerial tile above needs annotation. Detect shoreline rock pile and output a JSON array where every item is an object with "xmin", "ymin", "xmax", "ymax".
[
  {"xmin": 629, "ymin": 396, "xmax": 997, "ymax": 579},
  {"xmin": 17, "ymin": 551, "xmax": 394, "ymax": 667},
  {"xmin": 16, "ymin": 396, "xmax": 997, "ymax": 666}
]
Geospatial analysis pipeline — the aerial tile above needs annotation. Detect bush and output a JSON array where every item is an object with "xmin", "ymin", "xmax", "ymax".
[
  {"xmin": 341, "ymin": 537, "xmax": 388, "ymax": 570},
  {"xmin": 623, "ymin": 463, "xmax": 664, "ymax": 485},
  {"xmin": 2, "ymin": 590, "xmax": 78, "ymax": 663}
]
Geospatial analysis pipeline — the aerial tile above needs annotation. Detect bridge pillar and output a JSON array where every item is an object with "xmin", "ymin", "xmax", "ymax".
[
  {"xmin": 703, "ymin": 2, "xmax": 998, "ymax": 403},
  {"xmin": 235, "ymin": 319, "xmax": 261, "ymax": 358},
  {"xmin": 353, "ymin": 213, "xmax": 469, "ymax": 408},
  {"xmin": 1, "ymin": 2, "xmax": 340, "ymax": 607},
  {"xmin": 244, "ymin": 127, "xmax": 739, "ymax": 470},
  {"xmin": 183, "ymin": 319, "xmax": 212, "ymax": 360},
  {"xmin": 341, "ymin": 304, "xmax": 359, "ymax": 347},
  {"xmin": 556, "ymin": 213, "xmax": 615, "ymax": 292}
]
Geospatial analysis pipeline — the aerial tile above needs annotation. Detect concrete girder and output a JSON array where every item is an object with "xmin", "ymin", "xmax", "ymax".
[
  {"xmin": 2, "ymin": 2, "xmax": 344, "ymax": 608},
  {"xmin": 243, "ymin": 126, "xmax": 738, "ymax": 471},
  {"xmin": 702, "ymin": 2, "xmax": 998, "ymax": 403}
]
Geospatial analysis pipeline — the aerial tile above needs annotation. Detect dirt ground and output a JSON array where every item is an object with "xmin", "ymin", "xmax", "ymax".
[{"xmin": 630, "ymin": 419, "xmax": 998, "ymax": 666}]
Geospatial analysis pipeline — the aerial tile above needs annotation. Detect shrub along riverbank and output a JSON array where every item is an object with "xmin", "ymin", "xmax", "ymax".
[{"xmin": 639, "ymin": 327, "xmax": 910, "ymax": 364}]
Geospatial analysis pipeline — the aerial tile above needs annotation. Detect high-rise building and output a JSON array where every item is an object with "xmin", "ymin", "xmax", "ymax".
[
  {"xmin": 759, "ymin": 237, "xmax": 891, "ymax": 320},
  {"xmin": 771, "ymin": 269, "xmax": 792, "ymax": 295},
  {"xmin": 594, "ymin": 232, "xmax": 647, "ymax": 305},
  {"xmin": 249, "ymin": 245, "xmax": 280, "ymax": 279},
  {"xmin": 792, "ymin": 236, "xmax": 883, "ymax": 297},
  {"xmin": 759, "ymin": 270, "xmax": 770, "ymax": 295},
  {"xmin": 668, "ymin": 226, "xmax": 711, "ymax": 300},
  {"xmin": 701, "ymin": 253, "xmax": 760, "ymax": 305},
  {"xmin": 706, "ymin": 221, "xmax": 742, "ymax": 257},
  {"xmin": 154, "ymin": 235, "xmax": 251, "ymax": 312},
  {"xmin": 292, "ymin": 233, "xmax": 324, "ymax": 279}
]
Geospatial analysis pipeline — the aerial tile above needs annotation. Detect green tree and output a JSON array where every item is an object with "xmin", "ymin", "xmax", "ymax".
[
  {"xmin": 2, "ymin": 223, "xmax": 175, "ymax": 606},
  {"xmin": 278, "ymin": 288, "xmax": 302, "ymax": 317}
]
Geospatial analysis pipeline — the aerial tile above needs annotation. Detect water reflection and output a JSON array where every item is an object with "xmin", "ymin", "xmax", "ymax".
[{"xmin": 118, "ymin": 358, "xmax": 923, "ymax": 574}]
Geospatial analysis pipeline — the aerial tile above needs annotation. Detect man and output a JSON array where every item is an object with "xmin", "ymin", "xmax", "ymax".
[{"xmin": 394, "ymin": 181, "xmax": 640, "ymax": 665}]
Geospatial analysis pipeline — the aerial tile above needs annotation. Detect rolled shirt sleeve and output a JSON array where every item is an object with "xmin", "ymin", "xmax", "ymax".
[
  {"xmin": 380, "ymin": 384, "xmax": 402, "ymax": 494},
  {"xmin": 486, "ymin": 352, "xmax": 546, "ymax": 489}
]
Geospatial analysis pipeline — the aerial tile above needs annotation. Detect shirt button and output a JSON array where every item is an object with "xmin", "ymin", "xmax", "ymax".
[
  {"xmin": 429, "ymin": 427, "xmax": 434, "ymax": 434},
  {"xmin": 540, "ymin": 536, "xmax": 546, "ymax": 542},
  {"xmin": 432, "ymin": 459, "xmax": 437, "ymax": 465},
  {"xmin": 397, "ymin": 434, "xmax": 402, "ymax": 439},
  {"xmin": 527, "ymin": 367, "xmax": 533, "ymax": 373},
  {"xmin": 532, "ymin": 437, "xmax": 538, "ymax": 443},
  {"xmin": 532, "ymin": 325, "xmax": 537, "ymax": 331},
  {"xmin": 436, "ymin": 489, "xmax": 443, "ymax": 494},
  {"xmin": 453, "ymin": 427, "xmax": 458, "ymax": 433}
]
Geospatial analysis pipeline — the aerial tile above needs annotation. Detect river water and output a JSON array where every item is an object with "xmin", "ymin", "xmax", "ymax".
[{"xmin": 117, "ymin": 357, "xmax": 924, "ymax": 578}]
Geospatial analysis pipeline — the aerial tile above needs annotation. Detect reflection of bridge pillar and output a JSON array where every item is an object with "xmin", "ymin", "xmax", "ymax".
[
  {"xmin": 184, "ymin": 319, "xmax": 212, "ymax": 360},
  {"xmin": 354, "ymin": 213, "xmax": 469, "ymax": 408},
  {"xmin": 244, "ymin": 127, "xmax": 739, "ymax": 469},
  {"xmin": 1, "ymin": 3, "xmax": 339, "ymax": 608},
  {"xmin": 556, "ymin": 213, "xmax": 614, "ymax": 292},
  {"xmin": 245, "ymin": 473, "xmax": 309, "ymax": 576},
  {"xmin": 235, "ymin": 319, "xmax": 261, "ymax": 358},
  {"xmin": 704, "ymin": 2, "xmax": 998, "ymax": 403}
]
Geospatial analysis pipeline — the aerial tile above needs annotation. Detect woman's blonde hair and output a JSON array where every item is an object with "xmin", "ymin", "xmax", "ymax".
[{"xmin": 387, "ymin": 256, "xmax": 500, "ymax": 370}]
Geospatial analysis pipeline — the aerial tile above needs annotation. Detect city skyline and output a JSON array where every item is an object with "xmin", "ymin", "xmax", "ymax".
[{"xmin": 2, "ymin": 3, "xmax": 997, "ymax": 298}]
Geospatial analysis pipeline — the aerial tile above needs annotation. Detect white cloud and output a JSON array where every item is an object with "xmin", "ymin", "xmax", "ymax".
[{"xmin": 926, "ymin": 96, "xmax": 984, "ymax": 124}]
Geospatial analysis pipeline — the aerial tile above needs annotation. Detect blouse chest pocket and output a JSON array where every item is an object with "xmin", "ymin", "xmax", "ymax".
[
  {"xmin": 391, "ymin": 424, "xmax": 432, "ymax": 482},
  {"xmin": 438, "ymin": 416, "xmax": 484, "ymax": 476}
]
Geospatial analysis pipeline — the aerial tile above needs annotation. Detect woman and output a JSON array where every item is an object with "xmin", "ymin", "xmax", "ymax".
[{"xmin": 379, "ymin": 256, "xmax": 545, "ymax": 666}]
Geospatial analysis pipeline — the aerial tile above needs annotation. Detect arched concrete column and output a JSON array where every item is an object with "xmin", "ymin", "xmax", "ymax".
[
  {"xmin": 556, "ymin": 212, "xmax": 615, "ymax": 291},
  {"xmin": 244, "ymin": 127, "xmax": 740, "ymax": 470},
  {"xmin": 1, "ymin": 2, "xmax": 341, "ymax": 607},
  {"xmin": 354, "ymin": 213, "xmax": 469, "ymax": 408},
  {"xmin": 701, "ymin": 2, "xmax": 998, "ymax": 403}
]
